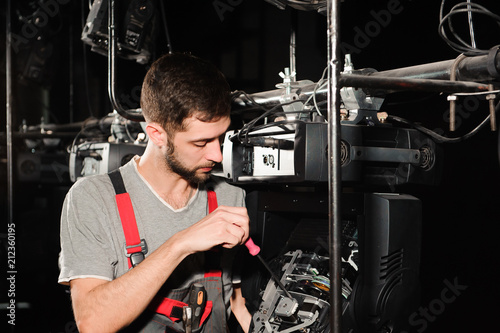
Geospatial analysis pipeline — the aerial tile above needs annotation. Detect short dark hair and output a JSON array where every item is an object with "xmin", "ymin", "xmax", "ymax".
[{"xmin": 140, "ymin": 53, "xmax": 231, "ymax": 134}]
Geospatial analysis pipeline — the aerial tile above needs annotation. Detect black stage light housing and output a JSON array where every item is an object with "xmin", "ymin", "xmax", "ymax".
[{"xmin": 81, "ymin": 0, "xmax": 158, "ymax": 64}]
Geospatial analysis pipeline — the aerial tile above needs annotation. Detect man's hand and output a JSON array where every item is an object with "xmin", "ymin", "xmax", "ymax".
[{"xmin": 173, "ymin": 205, "xmax": 250, "ymax": 254}]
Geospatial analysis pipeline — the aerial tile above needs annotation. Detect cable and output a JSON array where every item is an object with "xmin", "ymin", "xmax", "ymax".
[
  {"xmin": 236, "ymin": 99, "xmax": 307, "ymax": 144},
  {"xmin": 67, "ymin": 116, "xmax": 106, "ymax": 154},
  {"xmin": 232, "ymin": 83, "xmax": 327, "ymax": 145},
  {"xmin": 303, "ymin": 66, "xmax": 328, "ymax": 117},
  {"xmin": 159, "ymin": 0, "xmax": 173, "ymax": 53},
  {"xmin": 452, "ymin": 89, "xmax": 500, "ymax": 97},
  {"xmin": 439, "ymin": 1, "xmax": 500, "ymax": 55},
  {"xmin": 231, "ymin": 90, "xmax": 271, "ymax": 112},
  {"xmin": 241, "ymin": 119, "xmax": 306, "ymax": 142},
  {"xmin": 466, "ymin": 0, "xmax": 476, "ymax": 48},
  {"xmin": 387, "ymin": 98, "xmax": 498, "ymax": 143}
]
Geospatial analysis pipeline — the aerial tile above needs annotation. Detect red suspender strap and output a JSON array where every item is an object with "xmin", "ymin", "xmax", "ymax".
[
  {"xmin": 201, "ymin": 189, "xmax": 219, "ymax": 325},
  {"xmin": 149, "ymin": 297, "xmax": 187, "ymax": 322},
  {"xmin": 108, "ymin": 170, "xmax": 147, "ymax": 269},
  {"xmin": 150, "ymin": 298, "xmax": 213, "ymax": 324},
  {"xmin": 207, "ymin": 189, "xmax": 217, "ymax": 213},
  {"xmin": 115, "ymin": 193, "xmax": 142, "ymax": 254},
  {"xmin": 205, "ymin": 187, "xmax": 223, "ymax": 278}
]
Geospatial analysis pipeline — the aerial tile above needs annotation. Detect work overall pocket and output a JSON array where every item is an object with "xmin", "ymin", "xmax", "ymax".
[{"xmin": 145, "ymin": 273, "xmax": 227, "ymax": 333}]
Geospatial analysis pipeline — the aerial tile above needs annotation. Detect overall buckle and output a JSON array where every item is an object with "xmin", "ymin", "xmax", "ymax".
[{"xmin": 124, "ymin": 239, "xmax": 148, "ymax": 267}]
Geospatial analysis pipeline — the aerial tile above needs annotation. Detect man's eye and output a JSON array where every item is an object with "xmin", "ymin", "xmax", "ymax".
[{"xmin": 194, "ymin": 142, "xmax": 207, "ymax": 147}]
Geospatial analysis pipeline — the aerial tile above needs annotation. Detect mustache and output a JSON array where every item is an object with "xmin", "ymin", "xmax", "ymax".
[{"xmin": 198, "ymin": 162, "xmax": 216, "ymax": 169}]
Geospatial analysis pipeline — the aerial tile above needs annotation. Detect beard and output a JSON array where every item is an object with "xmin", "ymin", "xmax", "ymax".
[{"xmin": 164, "ymin": 143, "xmax": 214, "ymax": 184}]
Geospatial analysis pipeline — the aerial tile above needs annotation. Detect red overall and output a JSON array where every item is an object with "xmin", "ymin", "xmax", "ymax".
[{"xmin": 109, "ymin": 170, "xmax": 228, "ymax": 333}]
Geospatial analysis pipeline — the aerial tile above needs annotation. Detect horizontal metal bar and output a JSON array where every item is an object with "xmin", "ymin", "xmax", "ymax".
[
  {"xmin": 351, "ymin": 146, "xmax": 421, "ymax": 164},
  {"xmin": 233, "ymin": 71, "xmax": 492, "ymax": 108},
  {"xmin": 340, "ymin": 74, "xmax": 490, "ymax": 94},
  {"xmin": 371, "ymin": 51, "xmax": 500, "ymax": 82}
]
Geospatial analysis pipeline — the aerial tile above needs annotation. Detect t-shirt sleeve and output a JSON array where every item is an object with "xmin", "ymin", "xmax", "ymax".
[{"xmin": 58, "ymin": 180, "xmax": 118, "ymax": 285}]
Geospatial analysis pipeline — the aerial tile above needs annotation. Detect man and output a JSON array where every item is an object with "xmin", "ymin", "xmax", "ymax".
[{"xmin": 58, "ymin": 53, "xmax": 252, "ymax": 332}]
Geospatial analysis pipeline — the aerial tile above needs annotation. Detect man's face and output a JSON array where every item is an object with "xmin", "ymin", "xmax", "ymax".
[{"xmin": 164, "ymin": 115, "xmax": 230, "ymax": 184}]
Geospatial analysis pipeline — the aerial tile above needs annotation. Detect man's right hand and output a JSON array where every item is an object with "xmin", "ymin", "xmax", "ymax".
[{"xmin": 172, "ymin": 205, "xmax": 250, "ymax": 255}]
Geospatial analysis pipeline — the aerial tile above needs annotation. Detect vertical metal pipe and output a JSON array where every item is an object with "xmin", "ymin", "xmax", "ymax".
[
  {"xmin": 488, "ymin": 84, "xmax": 497, "ymax": 131},
  {"xmin": 108, "ymin": 0, "xmax": 118, "ymax": 114},
  {"xmin": 449, "ymin": 54, "xmax": 467, "ymax": 131},
  {"xmin": 327, "ymin": 0, "xmax": 342, "ymax": 332},
  {"xmin": 6, "ymin": 0, "xmax": 14, "ymax": 228},
  {"xmin": 69, "ymin": 17, "xmax": 74, "ymax": 123},
  {"xmin": 107, "ymin": 0, "xmax": 144, "ymax": 122}
]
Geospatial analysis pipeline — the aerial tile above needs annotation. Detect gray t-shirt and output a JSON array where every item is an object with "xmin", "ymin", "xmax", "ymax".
[{"xmin": 58, "ymin": 156, "xmax": 246, "ymax": 309}]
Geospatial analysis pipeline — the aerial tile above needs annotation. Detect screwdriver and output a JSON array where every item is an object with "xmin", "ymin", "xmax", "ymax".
[
  {"xmin": 244, "ymin": 238, "xmax": 293, "ymax": 299},
  {"xmin": 188, "ymin": 283, "xmax": 206, "ymax": 330},
  {"xmin": 183, "ymin": 283, "xmax": 206, "ymax": 333}
]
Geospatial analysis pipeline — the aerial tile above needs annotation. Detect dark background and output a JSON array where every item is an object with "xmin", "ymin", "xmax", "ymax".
[{"xmin": 1, "ymin": 0, "xmax": 500, "ymax": 332}]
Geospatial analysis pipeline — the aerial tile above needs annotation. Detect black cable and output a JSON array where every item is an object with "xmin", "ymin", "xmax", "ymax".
[
  {"xmin": 244, "ymin": 128, "xmax": 296, "ymax": 138},
  {"xmin": 231, "ymin": 90, "xmax": 271, "ymax": 112},
  {"xmin": 439, "ymin": 1, "xmax": 500, "ymax": 55},
  {"xmin": 237, "ymin": 99, "xmax": 307, "ymax": 144},
  {"xmin": 387, "ymin": 99, "xmax": 498, "ymax": 143},
  {"xmin": 159, "ymin": 0, "xmax": 173, "ymax": 54},
  {"xmin": 247, "ymin": 119, "xmax": 305, "ymax": 134},
  {"xmin": 68, "ymin": 116, "xmax": 108, "ymax": 154},
  {"xmin": 268, "ymin": 110, "xmax": 316, "ymax": 117}
]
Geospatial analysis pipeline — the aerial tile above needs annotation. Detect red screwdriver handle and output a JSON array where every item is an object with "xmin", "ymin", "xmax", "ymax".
[{"xmin": 244, "ymin": 238, "xmax": 260, "ymax": 256}]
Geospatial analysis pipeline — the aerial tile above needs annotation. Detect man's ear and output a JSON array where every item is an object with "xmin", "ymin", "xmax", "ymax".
[{"xmin": 145, "ymin": 122, "xmax": 168, "ymax": 147}]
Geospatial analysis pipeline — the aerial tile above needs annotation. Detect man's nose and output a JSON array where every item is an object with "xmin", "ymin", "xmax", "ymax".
[{"xmin": 206, "ymin": 140, "xmax": 223, "ymax": 163}]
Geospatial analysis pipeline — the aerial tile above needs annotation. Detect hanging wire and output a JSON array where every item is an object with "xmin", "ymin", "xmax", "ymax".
[
  {"xmin": 439, "ymin": 0, "xmax": 500, "ymax": 55},
  {"xmin": 387, "ymin": 97, "xmax": 500, "ymax": 143},
  {"xmin": 466, "ymin": 0, "xmax": 476, "ymax": 49},
  {"xmin": 159, "ymin": 0, "xmax": 173, "ymax": 53},
  {"xmin": 303, "ymin": 65, "xmax": 328, "ymax": 117}
]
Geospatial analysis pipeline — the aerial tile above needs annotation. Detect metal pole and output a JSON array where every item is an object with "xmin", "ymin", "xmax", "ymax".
[
  {"xmin": 327, "ymin": 0, "xmax": 342, "ymax": 332},
  {"xmin": 232, "ymin": 74, "xmax": 491, "ymax": 109},
  {"xmin": 370, "ymin": 52, "xmax": 500, "ymax": 82},
  {"xmin": 5, "ymin": 12, "xmax": 17, "ymax": 333},
  {"xmin": 6, "ymin": 0, "xmax": 14, "ymax": 229},
  {"xmin": 340, "ymin": 74, "xmax": 490, "ymax": 93},
  {"xmin": 108, "ymin": 0, "xmax": 144, "ymax": 122}
]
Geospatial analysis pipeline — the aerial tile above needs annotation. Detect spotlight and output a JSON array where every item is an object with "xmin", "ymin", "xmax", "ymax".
[{"xmin": 81, "ymin": 0, "xmax": 157, "ymax": 64}]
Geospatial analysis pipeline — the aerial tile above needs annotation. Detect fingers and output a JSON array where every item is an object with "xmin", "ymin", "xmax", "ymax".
[
  {"xmin": 178, "ymin": 205, "xmax": 250, "ymax": 254},
  {"xmin": 205, "ymin": 206, "xmax": 249, "ymax": 248},
  {"xmin": 220, "ymin": 221, "xmax": 247, "ymax": 248},
  {"xmin": 211, "ymin": 205, "xmax": 249, "ymax": 242}
]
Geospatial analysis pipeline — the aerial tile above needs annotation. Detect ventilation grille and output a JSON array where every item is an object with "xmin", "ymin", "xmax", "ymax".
[
  {"xmin": 340, "ymin": 140, "xmax": 350, "ymax": 166},
  {"xmin": 379, "ymin": 249, "xmax": 404, "ymax": 281},
  {"xmin": 419, "ymin": 145, "xmax": 435, "ymax": 170}
]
